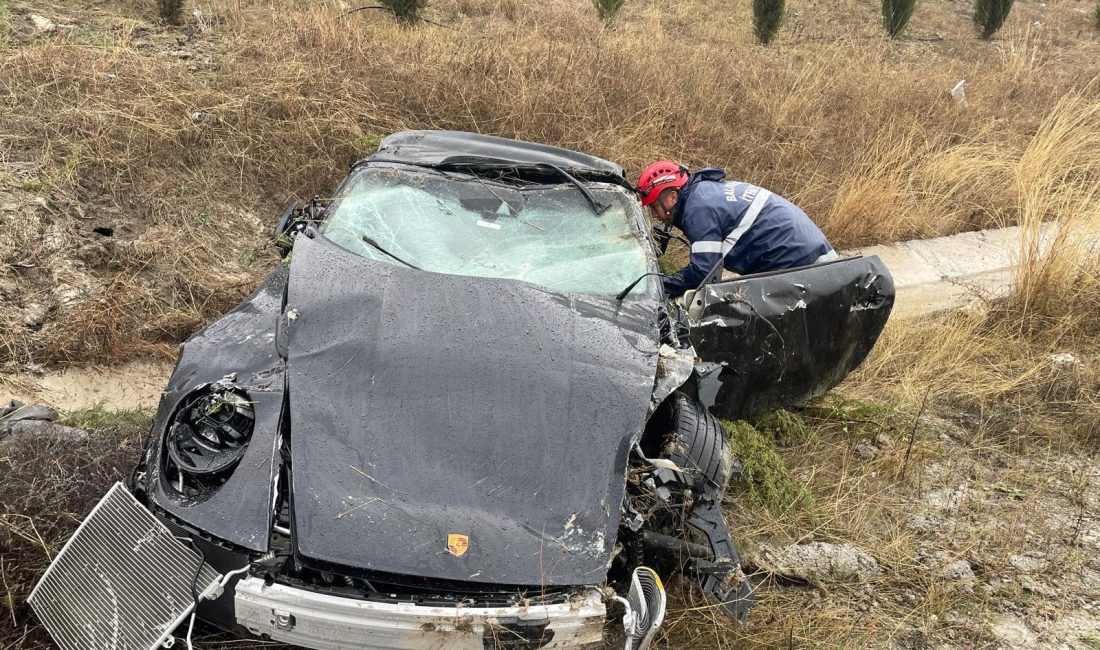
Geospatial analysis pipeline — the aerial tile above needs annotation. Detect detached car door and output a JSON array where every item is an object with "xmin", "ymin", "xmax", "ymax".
[{"xmin": 687, "ymin": 256, "xmax": 894, "ymax": 421}]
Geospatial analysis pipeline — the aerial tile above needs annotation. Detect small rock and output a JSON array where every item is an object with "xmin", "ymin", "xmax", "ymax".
[
  {"xmin": 1008, "ymin": 554, "xmax": 1047, "ymax": 574},
  {"xmin": 22, "ymin": 303, "xmax": 47, "ymax": 328},
  {"xmin": 190, "ymin": 111, "xmax": 220, "ymax": 124},
  {"xmin": 1018, "ymin": 575, "xmax": 1058, "ymax": 597},
  {"xmin": 76, "ymin": 240, "xmax": 113, "ymax": 268},
  {"xmin": 30, "ymin": 14, "xmax": 57, "ymax": 33},
  {"xmin": 1050, "ymin": 352, "xmax": 1079, "ymax": 369},
  {"xmin": 854, "ymin": 440, "xmax": 878, "ymax": 459},
  {"xmin": 940, "ymin": 559, "xmax": 975, "ymax": 582},
  {"xmin": 754, "ymin": 542, "xmax": 881, "ymax": 583},
  {"xmin": 907, "ymin": 513, "xmax": 947, "ymax": 534},
  {"xmin": 991, "ymin": 614, "xmax": 1037, "ymax": 648}
]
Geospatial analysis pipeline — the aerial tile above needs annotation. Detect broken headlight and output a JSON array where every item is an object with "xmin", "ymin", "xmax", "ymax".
[{"xmin": 163, "ymin": 383, "xmax": 255, "ymax": 498}]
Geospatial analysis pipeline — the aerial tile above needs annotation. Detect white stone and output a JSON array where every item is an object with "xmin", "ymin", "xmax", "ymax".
[{"xmin": 29, "ymin": 14, "xmax": 57, "ymax": 32}]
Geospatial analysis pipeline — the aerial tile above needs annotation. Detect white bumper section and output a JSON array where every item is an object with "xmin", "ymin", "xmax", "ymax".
[{"xmin": 234, "ymin": 577, "xmax": 606, "ymax": 649}]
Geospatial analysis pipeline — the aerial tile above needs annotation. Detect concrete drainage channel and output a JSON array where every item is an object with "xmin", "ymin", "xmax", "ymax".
[{"xmin": 3, "ymin": 224, "xmax": 1096, "ymax": 413}]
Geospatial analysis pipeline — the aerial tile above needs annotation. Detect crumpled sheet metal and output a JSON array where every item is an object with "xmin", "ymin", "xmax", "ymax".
[
  {"xmin": 689, "ymin": 256, "xmax": 894, "ymax": 421},
  {"xmin": 651, "ymin": 344, "xmax": 695, "ymax": 412},
  {"xmin": 142, "ymin": 266, "xmax": 288, "ymax": 552},
  {"xmin": 284, "ymin": 233, "xmax": 661, "ymax": 586}
]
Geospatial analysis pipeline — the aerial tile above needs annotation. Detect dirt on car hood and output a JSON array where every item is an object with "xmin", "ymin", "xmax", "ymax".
[{"xmin": 283, "ymin": 234, "xmax": 660, "ymax": 586}]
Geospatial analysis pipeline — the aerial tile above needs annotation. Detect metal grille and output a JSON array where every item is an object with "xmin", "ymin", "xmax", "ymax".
[{"xmin": 29, "ymin": 483, "xmax": 222, "ymax": 650}]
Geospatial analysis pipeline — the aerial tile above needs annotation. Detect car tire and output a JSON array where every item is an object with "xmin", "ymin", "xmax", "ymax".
[{"xmin": 662, "ymin": 392, "xmax": 734, "ymax": 494}]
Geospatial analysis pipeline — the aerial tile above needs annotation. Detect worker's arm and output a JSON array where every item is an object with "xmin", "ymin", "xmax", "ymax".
[{"xmin": 662, "ymin": 204, "xmax": 726, "ymax": 298}]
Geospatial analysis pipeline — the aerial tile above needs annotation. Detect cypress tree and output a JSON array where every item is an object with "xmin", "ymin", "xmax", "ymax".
[
  {"xmin": 753, "ymin": 0, "xmax": 785, "ymax": 45},
  {"xmin": 593, "ymin": 0, "xmax": 627, "ymax": 22},
  {"xmin": 157, "ymin": 0, "xmax": 183, "ymax": 24},
  {"xmin": 882, "ymin": 0, "xmax": 918, "ymax": 38},
  {"xmin": 973, "ymin": 0, "xmax": 1015, "ymax": 39},
  {"xmin": 381, "ymin": 0, "xmax": 428, "ymax": 25}
]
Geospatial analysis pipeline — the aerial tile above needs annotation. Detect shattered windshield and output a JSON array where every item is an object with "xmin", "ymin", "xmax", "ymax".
[{"xmin": 319, "ymin": 164, "xmax": 652, "ymax": 296}]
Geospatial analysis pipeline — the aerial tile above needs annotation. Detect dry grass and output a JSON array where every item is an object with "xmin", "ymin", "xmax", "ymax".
[{"xmin": 0, "ymin": 0, "xmax": 1098, "ymax": 367}]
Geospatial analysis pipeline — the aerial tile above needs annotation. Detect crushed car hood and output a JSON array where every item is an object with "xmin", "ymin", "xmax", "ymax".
[{"xmin": 284, "ymin": 234, "xmax": 660, "ymax": 586}]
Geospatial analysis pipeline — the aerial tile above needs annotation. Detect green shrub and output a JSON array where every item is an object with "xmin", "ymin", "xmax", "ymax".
[
  {"xmin": 722, "ymin": 417, "xmax": 811, "ymax": 513},
  {"xmin": 157, "ymin": 0, "xmax": 184, "ymax": 24},
  {"xmin": 973, "ymin": 0, "xmax": 1014, "ymax": 39},
  {"xmin": 882, "ymin": 0, "xmax": 918, "ymax": 38},
  {"xmin": 752, "ymin": 0, "xmax": 785, "ymax": 45},
  {"xmin": 592, "ymin": 0, "xmax": 626, "ymax": 22},
  {"xmin": 381, "ymin": 0, "xmax": 428, "ymax": 25}
]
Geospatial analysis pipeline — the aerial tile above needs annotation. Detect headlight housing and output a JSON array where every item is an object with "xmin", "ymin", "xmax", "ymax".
[{"xmin": 163, "ymin": 381, "xmax": 255, "ymax": 499}]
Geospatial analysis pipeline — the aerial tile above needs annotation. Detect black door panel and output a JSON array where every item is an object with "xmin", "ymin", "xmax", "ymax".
[{"xmin": 688, "ymin": 256, "xmax": 894, "ymax": 420}]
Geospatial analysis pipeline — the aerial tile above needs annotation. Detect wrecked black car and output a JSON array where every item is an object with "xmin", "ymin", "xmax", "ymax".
[{"xmin": 29, "ymin": 131, "xmax": 894, "ymax": 650}]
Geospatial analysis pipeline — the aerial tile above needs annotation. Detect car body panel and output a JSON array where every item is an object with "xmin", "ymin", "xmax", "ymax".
[
  {"xmin": 689, "ymin": 256, "xmax": 895, "ymax": 421},
  {"xmin": 285, "ymin": 233, "xmax": 661, "ymax": 585},
  {"xmin": 234, "ymin": 578, "xmax": 605, "ymax": 649},
  {"xmin": 366, "ymin": 130, "xmax": 625, "ymax": 181},
  {"xmin": 141, "ymin": 266, "xmax": 288, "ymax": 551}
]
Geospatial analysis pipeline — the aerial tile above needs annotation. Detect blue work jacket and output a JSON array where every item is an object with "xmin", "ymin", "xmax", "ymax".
[{"xmin": 664, "ymin": 168, "xmax": 835, "ymax": 297}]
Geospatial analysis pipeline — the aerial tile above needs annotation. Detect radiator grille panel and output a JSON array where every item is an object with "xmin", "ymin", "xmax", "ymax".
[{"xmin": 29, "ymin": 483, "xmax": 222, "ymax": 650}]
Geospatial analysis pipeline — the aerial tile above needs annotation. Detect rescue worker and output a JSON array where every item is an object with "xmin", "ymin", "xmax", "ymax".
[{"xmin": 637, "ymin": 161, "xmax": 837, "ymax": 298}]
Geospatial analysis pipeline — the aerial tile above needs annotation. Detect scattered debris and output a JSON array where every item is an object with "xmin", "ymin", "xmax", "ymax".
[
  {"xmin": 0, "ymin": 400, "xmax": 60, "ymax": 425},
  {"xmin": 950, "ymin": 79, "xmax": 967, "ymax": 104},
  {"xmin": 0, "ymin": 400, "xmax": 87, "ymax": 453}
]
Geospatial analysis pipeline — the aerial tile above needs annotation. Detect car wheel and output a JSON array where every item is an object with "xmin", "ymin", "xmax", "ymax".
[{"xmin": 662, "ymin": 392, "xmax": 735, "ymax": 494}]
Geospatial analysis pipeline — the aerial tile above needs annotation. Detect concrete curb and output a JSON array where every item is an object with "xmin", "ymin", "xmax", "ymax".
[{"xmin": 843, "ymin": 224, "xmax": 1062, "ymax": 320}]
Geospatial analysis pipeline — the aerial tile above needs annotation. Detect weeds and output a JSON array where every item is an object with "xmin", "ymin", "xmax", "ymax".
[{"xmin": 723, "ymin": 416, "xmax": 811, "ymax": 513}]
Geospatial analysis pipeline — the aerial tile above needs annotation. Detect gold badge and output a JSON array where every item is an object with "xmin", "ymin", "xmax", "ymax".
[{"xmin": 447, "ymin": 533, "xmax": 469, "ymax": 557}]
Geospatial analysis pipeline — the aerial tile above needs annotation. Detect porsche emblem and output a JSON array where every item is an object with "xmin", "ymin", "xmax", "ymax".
[{"xmin": 447, "ymin": 533, "xmax": 470, "ymax": 557}]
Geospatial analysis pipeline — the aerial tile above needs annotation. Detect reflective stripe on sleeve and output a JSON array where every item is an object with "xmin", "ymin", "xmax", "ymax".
[
  {"xmin": 691, "ymin": 241, "xmax": 725, "ymax": 254},
  {"xmin": 720, "ymin": 189, "xmax": 771, "ymax": 256}
]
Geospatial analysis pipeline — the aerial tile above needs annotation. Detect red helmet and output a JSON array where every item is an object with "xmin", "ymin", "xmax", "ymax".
[{"xmin": 637, "ymin": 161, "xmax": 689, "ymax": 207}]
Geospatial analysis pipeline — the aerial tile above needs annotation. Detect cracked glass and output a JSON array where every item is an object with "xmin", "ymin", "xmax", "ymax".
[{"xmin": 319, "ymin": 165, "xmax": 651, "ymax": 296}]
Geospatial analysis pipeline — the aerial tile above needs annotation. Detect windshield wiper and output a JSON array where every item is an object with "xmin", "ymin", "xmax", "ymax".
[
  {"xmin": 535, "ymin": 163, "xmax": 612, "ymax": 215},
  {"xmin": 429, "ymin": 160, "xmax": 612, "ymax": 215},
  {"xmin": 616, "ymin": 272, "xmax": 677, "ymax": 301},
  {"xmin": 361, "ymin": 234, "xmax": 422, "ymax": 270}
]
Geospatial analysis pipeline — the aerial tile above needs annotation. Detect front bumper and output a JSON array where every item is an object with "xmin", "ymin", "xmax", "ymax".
[{"xmin": 234, "ymin": 577, "xmax": 606, "ymax": 649}]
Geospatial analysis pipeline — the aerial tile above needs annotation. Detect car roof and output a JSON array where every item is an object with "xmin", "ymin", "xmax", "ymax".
[{"xmin": 362, "ymin": 130, "xmax": 625, "ymax": 179}]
